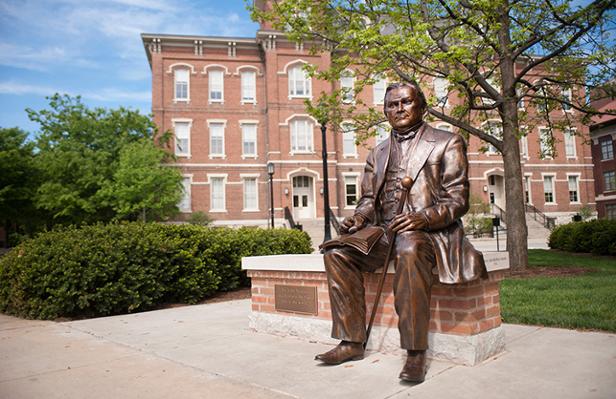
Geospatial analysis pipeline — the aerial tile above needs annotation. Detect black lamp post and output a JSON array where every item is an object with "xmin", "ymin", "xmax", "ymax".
[
  {"xmin": 320, "ymin": 123, "xmax": 332, "ymax": 242},
  {"xmin": 267, "ymin": 162, "xmax": 275, "ymax": 229}
]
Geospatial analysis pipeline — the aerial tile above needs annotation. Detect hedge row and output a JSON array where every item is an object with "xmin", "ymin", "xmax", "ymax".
[
  {"xmin": 0, "ymin": 223, "xmax": 312, "ymax": 319},
  {"xmin": 548, "ymin": 219, "xmax": 616, "ymax": 255}
]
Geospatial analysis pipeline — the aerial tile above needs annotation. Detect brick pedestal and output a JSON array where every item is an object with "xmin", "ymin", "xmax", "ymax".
[{"xmin": 242, "ymin": 252, "xmax": 508, "ymax": 365}]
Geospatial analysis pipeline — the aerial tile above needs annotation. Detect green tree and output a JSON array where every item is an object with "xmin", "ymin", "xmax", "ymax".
[
  {"xmin": 252, "ymin": 0, "xmax": 615, "ymax": 270},
  {"xmin": 0, "ymin": 127, "xmax": 43, "ymax": 242},
  {"xmin": 101, "ymin": 139, "xmax": 183, "ymax": 221},
  {"xmin": 27, "ymin": 94, "xmax": 180, "ymax": 225}
]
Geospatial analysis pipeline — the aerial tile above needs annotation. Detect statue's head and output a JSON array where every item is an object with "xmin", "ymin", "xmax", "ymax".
[{"xmin": 383, "ymin": 82, "xmax": 427, "ymax": 131}]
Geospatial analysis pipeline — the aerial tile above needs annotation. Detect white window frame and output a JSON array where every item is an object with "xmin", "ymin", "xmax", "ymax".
[
  {"xmin": 539, "ymin": 127, "xmax": 554, "ymax": 159},
  {"xmin": 172, "ymin": 118, "xmax": 192, "ymax": 157},
  {"xmin": 524, "ymin": 173, "xmax": 533, "ymax": 205},
  {"xmin": 288, "ymin": 65, "xmax": 312, "ymax": 99},
  {"xmin": 600, "ymin": 136, "xmax": 614, "ymax": 160},
  {"xmin": 604, "ymin": 170, "xmax": 616, "ymax": 192},
  {"xmin": 564, "ymin": 128, "xmax": 577, "ymax": 158},
  {"xmin": 433, "ymin": 77, "xmax": 449, "ymax": 107},
  {"xmin": 240, "ymin": 70, "xmax": 256, "ymax": 104},
  {"xmin": 174, "ymin": 68, "xmax": 190, "ymax": 103},
  {"xmin": 290, "ymin": 119, "xmax": 314, "ymax": 154},
  {"xmin": 208, "ymin": 69, "xmax": 224, "ymax": 103},
  {"xmin": 340, "ymin": 70, "xmax": 355, "ymax": 104},
  {"xmin": 241, "ymin": 174, "xmax": 259, "ymax": 212},
  {"xmin": 208, "ymin": 174, "xmax": 227, "ymax": 212},
  {"xmin": 566, "ymin": 173, "xmax": 581, "ymax": 204},
  {"xmin": 482, "ymin": 120, "xmax": 502, "ymax": 155},
  {"xmin": 375, "ymin": 123, "xmax": 389, "ymax": 145},
  {"xmin": 341, "ymin": 122, "xmax": 357, "ymax": 157},
  {"xmin": 542, "ymin": 174, "xmax": 556, "ymax": 205},
  {"xmin": 240, "ymin": 121, "xmax": 258, "ymax": 159},
  {"xmin": 342, "ymin": 173, "xmax": 360, "ymax": 209},
  {"xmin": 562, "ymin": 87, "xmax": 573, "ymax": 112},
  {"xmin": 207, "ymin": 119, "xmax": 226, "ymax": 159},
  {"xmin": 373, "ymin": 75, "xmax": 387, "ymax": 105},
  {"xmin": 179, "ymin": 174, "xmax": 192, "ymax": 212},
  {"xmin": 520, "ymin": 134, "xmax": 529, "ymax": 159}
]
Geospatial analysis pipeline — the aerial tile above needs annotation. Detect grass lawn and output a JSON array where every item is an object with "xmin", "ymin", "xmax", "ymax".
[{"xmin": 500, "ymin": 249, "xmax": 616, "ymax": 332}]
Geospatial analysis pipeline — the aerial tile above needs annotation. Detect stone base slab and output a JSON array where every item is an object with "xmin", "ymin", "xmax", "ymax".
[{"xmin": 249, "ymin": 312, "xmax": 505, "ymax": 366}]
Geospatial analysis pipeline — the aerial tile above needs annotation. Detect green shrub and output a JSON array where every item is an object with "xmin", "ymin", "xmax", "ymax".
[
  {"xmin": 0, "ymin": 223, "xmax": 311, "ymax": 319},
  {"xmin": 549, "ymin": 219, "xmax": 616, "ymax": 255}
]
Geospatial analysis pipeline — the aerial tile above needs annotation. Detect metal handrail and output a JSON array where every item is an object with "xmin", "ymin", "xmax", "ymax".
[
  {"xmin": 328, "ymin": 208, "xmax": 341, "ymax": 235},
  {"xmin": 525, "ymin": 203, "xmax": 555, "ymax": 229},
  {"xmin": 491, "ymin": 203, "xmax": 507, "ymax": 226},
  {"xmin": 283, "ymin": 207, "xmax": 299, "ymax": 230}
]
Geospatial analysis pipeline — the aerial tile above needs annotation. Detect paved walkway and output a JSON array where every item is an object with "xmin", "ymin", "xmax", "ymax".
[{"xmin": 1, "ymin": 300, "xmax": 614, "ymax": 399}]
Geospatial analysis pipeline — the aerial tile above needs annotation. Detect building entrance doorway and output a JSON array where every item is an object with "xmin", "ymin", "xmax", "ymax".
[
  {"xmin": 292, "ymin": 176, "xmax": 315, "ymax": 220},
  {"xmin": 487, "ymin": 174, "xmax": 506, "ymax": 210}
]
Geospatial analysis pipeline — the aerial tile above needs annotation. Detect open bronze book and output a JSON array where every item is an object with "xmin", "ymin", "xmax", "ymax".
[{"xmin": 319, "ymin": 225, "xmax": 385, "ymax": 255}]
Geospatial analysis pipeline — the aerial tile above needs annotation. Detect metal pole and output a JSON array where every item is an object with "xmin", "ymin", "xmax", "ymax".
[
  {"xmin": 496, "ymin": 225, "xmax": 500, "ymax": 252},
  {"xmin": 269, "ymin": 172, "xmax": 274, "ymax": 229},
  {"xmin": 321, "ymin": 124, "xmax": 332, "ymax": 242}
]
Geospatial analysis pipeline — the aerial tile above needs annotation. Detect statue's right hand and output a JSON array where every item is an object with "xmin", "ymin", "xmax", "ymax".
[{"xmin": 340, "ymin": 215, "xmax": 366, "ymax": 234}]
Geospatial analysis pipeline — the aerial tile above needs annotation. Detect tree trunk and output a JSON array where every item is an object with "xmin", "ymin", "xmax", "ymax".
[{"xmin": 498, "ymin": 0, "xmax": 529, "ymax": 270}]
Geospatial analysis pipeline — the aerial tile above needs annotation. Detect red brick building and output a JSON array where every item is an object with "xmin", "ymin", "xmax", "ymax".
[
  {"xmin": 590, "ymin": 94, "xmax": 616, "ymax": 219},
  {"xmin": 141, "ymin": 26, "xmax": 595, "ymax": 227}
]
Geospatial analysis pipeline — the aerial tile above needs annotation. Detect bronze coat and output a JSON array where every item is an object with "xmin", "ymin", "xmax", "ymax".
[{"xmin": 355, "ymin": 123, "xmax": 486, "ymax": 284}]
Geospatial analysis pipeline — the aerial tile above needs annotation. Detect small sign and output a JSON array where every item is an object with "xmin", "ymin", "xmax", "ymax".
[{"xmin": 274, "ymin": 285, "xmax": 318, "ymax": 315}]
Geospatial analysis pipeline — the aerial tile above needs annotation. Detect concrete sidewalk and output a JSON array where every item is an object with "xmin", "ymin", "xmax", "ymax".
[{"xmin": 1, "ymin": 300, "xmax": 614, "ymax": 399}]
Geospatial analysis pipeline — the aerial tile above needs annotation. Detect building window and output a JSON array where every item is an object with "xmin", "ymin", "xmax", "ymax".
[
  {"xmin": 517, "ymin": 88, "xmax": 525, "ymax": 110},
  {"xmin": 241, "ymin": 123, "xmax": 257, "ymax": 157},
  {"xmin": 290, "ymin": 119, "xmax": 313, "ymax": 153},
  {"xmin": 543, "ymin": 175, "xmax": 555, "ymax": 203},
  {"xmin": 524, "ymin": 175, "xmax": 531, "ymax": 204},
  {"xmin": 539, "ymin": 128, "xmax": 554, "ymax": 159},
  {"xmin": 376, "ymin": 124, "xmax": 389, "ymax": 145},
  {"xmin": 433, "ymin": 77, "xmax": 449, "ymax": 107},
  {"xmin": 174, "ymin": 69, "xmax": 189, "ymax": 101},
  {"xmin": 179, "ymin": 176, "xmax": 191, "ymax": 212},
  {"xmin": 600, "ymin": 137, "xmax": 614, "ymax": 160},
  {"xmin": 340, "ymin": 71, "xmax": 354, "ymax": 103},
  {"xmin": 483, "ymin": 120, "xmax": 502, "ymax": 154},
  {"xmin": 604, "ymin": 171, "xmax": 616, "ymax": 192},
  {"xmin": 562, "ymin": 87, "xmax": 572, "ymax": 111},
  {"xmin": 564, "ymin": 129, "xmax": 576, "ymax": 158},
  {"xmin": 288, "ymin": 65, "xmax": 311, "ymax": 98},
  {"xmin": 520, "ymin": 135, "xmax": 529, "ymax": 159},
  {"xmin": 568, "ymin": 176, "xmax": 579, "ymax": 203},
  {"xmin": 344, "ymin": 176, "xmax": 359, "ymax": 207},
  {"xmin": 243, "ymin": 177, "xmax": 258, "ymax": 211},
  {"xmin": 342, "ymin": 123, "xmax": 357, "ymax": 156},
  {"xmin": 241, "ymin": 70, "xmax": 256, "ymax": 103},
  {"xmin": 209, "ymin": 69, "xmax": 224, "ymax": 102},
  {"xmin": 173, "ymin": 121, "xmax": 190, "ymax": 156},
  {"xmin": 606, "ymin": 204, "xmax": 616, "ymax": 220},
  {"xmin": 373, "ymin": 75, "xmax": 386, "ymax": 105},
  {"xmin": 209, "ymin": 122, "xmax": 225, "ymax": 157},
  {"xmin": 210, "ymin": 176, "xmax": 226, "ymax": 211}
]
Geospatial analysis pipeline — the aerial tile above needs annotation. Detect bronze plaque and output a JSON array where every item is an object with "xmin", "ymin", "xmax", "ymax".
[{"xmin": 274, "ymin": 285, "xmax": 318, "ymax": 315}]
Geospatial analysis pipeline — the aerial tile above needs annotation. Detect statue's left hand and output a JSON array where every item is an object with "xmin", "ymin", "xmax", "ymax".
[{"xmin": 390, "ymin": 212, "xmax": 428, "ymax": 233}]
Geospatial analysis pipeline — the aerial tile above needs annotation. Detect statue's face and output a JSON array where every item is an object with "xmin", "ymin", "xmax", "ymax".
[{"xmin": 384, "ymin": 86, "xmax": 423, "ymax": 131}]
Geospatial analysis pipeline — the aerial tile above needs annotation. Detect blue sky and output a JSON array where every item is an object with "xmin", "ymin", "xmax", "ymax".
[{"xmin": 0, "ymin": 0, "xmax": 259, "ymax": 134}]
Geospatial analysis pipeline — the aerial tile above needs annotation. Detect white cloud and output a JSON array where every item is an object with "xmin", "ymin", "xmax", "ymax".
[
  {"xmin": 0, "ymin": 81, "xmax": 150, "ymax": 103},
  {"xmin": 0, "ymin": 81, "xmax": 60, "ymax": 96}
]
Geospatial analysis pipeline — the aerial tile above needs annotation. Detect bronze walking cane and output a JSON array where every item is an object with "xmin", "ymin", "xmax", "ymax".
[{"xmin": 364, "ymin": 176, "xmax": 414, "ymax": 349}]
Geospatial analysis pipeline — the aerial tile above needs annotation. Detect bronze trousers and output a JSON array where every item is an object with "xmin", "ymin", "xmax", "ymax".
[{"xmin": 323, "ymin": 230, "xmax": 435, "ymax": 350}]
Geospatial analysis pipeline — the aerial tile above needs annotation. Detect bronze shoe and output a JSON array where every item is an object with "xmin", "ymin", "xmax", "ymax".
[
  {"xmin": 315, "ymin": 341, "xmax": 364, "ymax": 365},
  {"xmin": 399, "ymin": 350, "xmax": 427, "ymax": 383}
]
